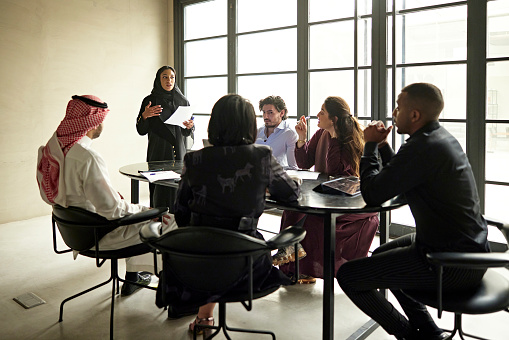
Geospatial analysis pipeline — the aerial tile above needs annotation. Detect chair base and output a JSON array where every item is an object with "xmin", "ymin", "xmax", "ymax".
[
  {"xmin": 193, "ymin": 302, "xmax": 276, "ymax": 340},
  {"xmin": 441, "ymin": 313, "xmax": 489, "ymax": 340},
  {"xmin": 58, "ymin": 259, "xmax": 156, "ymax": 340}
]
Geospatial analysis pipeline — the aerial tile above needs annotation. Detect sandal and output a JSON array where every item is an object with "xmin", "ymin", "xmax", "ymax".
[
  {"xmin": 189, "ymin": 316, "xmax": 215, "ymax": 335},
  {"xmin": 289, "ymin": 273, "xmax": 316, "ymax": 284},
  {"xmin": 272, "ymin": 243, "xmax": 307, "ymax": 266}
]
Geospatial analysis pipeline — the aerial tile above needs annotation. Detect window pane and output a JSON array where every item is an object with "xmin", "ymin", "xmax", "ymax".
[
  {"xmin": 237, "ymin": 29, "xmax": 297, "ymax": 73},
  {"xmin": 310, "ymin": 21, "xmax": 354, "ymax": 69},
  {"xmin": 185, "ymin": 38, "xmax": 227, "ymax": 77},
  {"xmin": 485, "ymin": 184, "xmax": 509, "ymax": 221},
  {"xmin": 309, "ymin": 0, "xmax": 354, "ymax": 23},
  {"xmin": 184, "ymin": 0, "xmax": 227, "ymax": 40},
  {"xmin": 237, "ymin": 0, "xmax": 296, "ymax": 33},
  {"xmin": 487, "ymin": 61, "xmax": 509, "ymax": 120},
  {"xmin": 185, "ymin": 77, "xmax": 228, "ymax": 114},
  {"xmin": 395, "ymin": 64, "xmax": 466, "ymax": 119},
  {"xmin": 237, "ymin": 74, "xmax": 298, "ymax": 117},
  {"xmin": 387, "ymin": 15, "xmax": 393, "ymax": 63},
  {"xmin": 358, "ymin": 18, "xmax": 372, "ymax": 67},
  {"xmin": 486, "ymin": 123, "xmax": 509, "ymax": 182},
  {"xmin": 358, "ymin": 69, "xmax": 372, "ymax": 117},
  {"xmin": 309, "ymin": 70, "xmax": 355, "ymax": 116},
  {"xmin": 488, "ymin": 0, "xmax": 509, "ymax": 59},
  {"xmin": 396, "ymin": 6, "xmax": 467, "ymax": 64},
  {"xmin": 395, "ymin": 0, "xmax": 462, "ymax": 11}
]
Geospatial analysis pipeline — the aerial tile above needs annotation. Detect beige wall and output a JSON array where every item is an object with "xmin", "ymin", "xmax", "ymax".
[{"xmin": 0, "ymin": 0, "xmax": 174, "ymax": 223}]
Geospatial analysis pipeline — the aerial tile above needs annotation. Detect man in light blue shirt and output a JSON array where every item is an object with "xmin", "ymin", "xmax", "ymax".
[{"xmin": 255, "ymin": 95, "xmax": 298, "ymax": 170}]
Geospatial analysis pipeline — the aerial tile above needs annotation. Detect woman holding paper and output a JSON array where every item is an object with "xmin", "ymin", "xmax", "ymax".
[
  {"xmin": 275, "ymin": 96, "xmax": 379, "ymax": 283},
  {"xmin": 136, "ymin": 65, "xmax": 194, "ymax": 207}
]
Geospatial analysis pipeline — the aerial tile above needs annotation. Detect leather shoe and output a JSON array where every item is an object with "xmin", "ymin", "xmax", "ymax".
[
  {"xmin": 121, "ymin": 271, "xmax": 152, "ymax": 296},
  {"xmin": 428, "ymin": 331, "xmax": 450, "ymax": 340},
  {"xmin": 418, "ymin": 329, "xmax": 450, "ymax": 340}
]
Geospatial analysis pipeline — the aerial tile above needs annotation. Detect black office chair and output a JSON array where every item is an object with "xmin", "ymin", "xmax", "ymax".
[
  {"xmin": 404, "ymin": 218, "xmax": 509, "ymax": 340},
  {"xmin": 52, "ymin": 205, "xmax": 168, "ymax": 340},
  {"xmin": 139, "ymin": 223, "xmax": 306, "ymax": 340}
]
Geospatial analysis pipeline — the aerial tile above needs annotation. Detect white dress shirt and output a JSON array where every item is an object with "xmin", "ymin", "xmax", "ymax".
[{"xmin": 255, "ymin": 119, "xmax": 298, "ymax": 170}]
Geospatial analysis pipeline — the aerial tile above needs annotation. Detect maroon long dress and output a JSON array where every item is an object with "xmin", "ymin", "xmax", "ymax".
[{"xmin": 279, "ymin": 129, "xmax": 379, "ymax": 279}]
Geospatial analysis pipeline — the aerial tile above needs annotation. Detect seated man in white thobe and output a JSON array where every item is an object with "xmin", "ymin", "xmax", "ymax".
[{"xmin": 37, "ymin": 95, "xmax": 176, "ymax": 296}]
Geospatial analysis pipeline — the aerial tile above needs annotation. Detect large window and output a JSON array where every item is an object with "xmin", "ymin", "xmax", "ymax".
[{"xmin": 176, "ymin": 0, "xmax": 509, "ymax": 223}]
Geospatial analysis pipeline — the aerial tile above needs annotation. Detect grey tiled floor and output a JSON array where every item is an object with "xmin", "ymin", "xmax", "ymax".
[{"xmin": 1, "ymin": 212, "xmax": 508, "ymax": 339}]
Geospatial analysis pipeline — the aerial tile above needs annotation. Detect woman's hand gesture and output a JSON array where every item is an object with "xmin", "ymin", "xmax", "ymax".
[{"xmin": 142, "ymin": 101, "xmax": 162, "ymax": 120}]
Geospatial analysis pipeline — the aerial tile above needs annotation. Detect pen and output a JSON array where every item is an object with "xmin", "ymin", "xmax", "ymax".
[
  {"xmin": 139, "ymin": 169, "xmax": 164, "ymax": 173},
  {"xmin": 191, "ymin": 116, "xmax": 195, "ymax": 120}
]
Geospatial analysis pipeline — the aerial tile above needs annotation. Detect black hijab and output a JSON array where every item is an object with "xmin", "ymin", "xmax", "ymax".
[{"xmin": 151, "ymin": 66, "xmax": 189, "ymax": 122}]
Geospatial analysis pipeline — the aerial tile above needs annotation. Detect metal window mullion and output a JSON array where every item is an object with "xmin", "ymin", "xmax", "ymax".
[
  {"xmin": 354, "ymin": 0, "xmax": 358, "ymax": 118},
  {"xmin": 228, "ymin": 0, "xmax": 236, "ymax": 94},
  {"xmin": 466, "ymin": 0, "xmax": 487, "ymax": 212},
  {"xmin": 174, "ymin": 1, "xmax": 185, "ymax": 88},
  {"xmin": 297, "ymin": 0, "xmax": 309, "ymax": 139},
  {"xmin": 371, "ymin": 0, "xmax": 387, "ymax": 122}
]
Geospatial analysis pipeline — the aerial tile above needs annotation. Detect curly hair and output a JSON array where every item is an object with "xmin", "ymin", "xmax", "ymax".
[
  {"xmin": 324, "ymin": 96, "xmax": 364, "ymax": 177},
  {"xmin": 258, "ymin": 95, "xmax": 288, "ymax": 120}
]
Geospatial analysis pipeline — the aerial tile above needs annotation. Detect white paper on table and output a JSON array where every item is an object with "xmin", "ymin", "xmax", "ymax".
[
  {"xmin": 164, "ymin": 106, "xmax": 194, "ymax": 128},
  {"xmin": 285, "ymin": 170, "xmax": 320, "ymax": 180},
  {"xmin": 140, "ymin": 171, "xmax": 181, "ymax": 183}
]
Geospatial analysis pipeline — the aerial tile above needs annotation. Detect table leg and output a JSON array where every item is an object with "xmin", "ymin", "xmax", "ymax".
[
  {"xmin": 131, "ymin": 179, "xmax": 139, "ymax": 204},
  {"xmin": 323, "ymin": 212, "xmax": 337, "ymax": 340}
]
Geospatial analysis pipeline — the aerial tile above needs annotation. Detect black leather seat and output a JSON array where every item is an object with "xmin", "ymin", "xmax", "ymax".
[
  {"xmin": 140, "ymin": 223, "xmax": 306, "ymax": 340},
  {"xmin": 52, "ymin": 205, "xmax": 168, "ymax": 340},
  {"xmin": 404, "ymin": 218, "xmax": 509, "ymax": 340}
]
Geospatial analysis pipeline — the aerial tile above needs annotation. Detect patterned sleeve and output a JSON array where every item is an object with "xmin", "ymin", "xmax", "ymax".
[{"xmin": 267, "ymin": 151, "xmax": 300, "ymax": 202}]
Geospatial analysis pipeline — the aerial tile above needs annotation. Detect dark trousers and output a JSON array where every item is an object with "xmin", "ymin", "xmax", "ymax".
[
  {"xmin": 151, "ymin": 184, "xmax": 177, "ymax": 213},
  {"xmin": 337, "ymin": 233, "xmax": 485, "ymax": 337}
]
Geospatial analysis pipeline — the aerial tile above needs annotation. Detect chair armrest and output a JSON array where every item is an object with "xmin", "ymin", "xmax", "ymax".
[
  {"xmin": 116, "ymin": 207, "xmax": 168, "ymax": 226},
  {"xmin": 485, "ymin": 216, "xmax": 509, "ymax": 242},
  {"xmin": 266, "ymin": 225, "xmax": 306, "ymax": 250},
  {"xmin": 427, "ymin": 252, "xmax": 509, "ymax": 269}
]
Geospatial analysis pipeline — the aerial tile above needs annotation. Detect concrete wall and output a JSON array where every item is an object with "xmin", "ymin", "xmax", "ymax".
[{"xmin": 0, "ymin": 0, "xmax": 173, "ymax": 223}]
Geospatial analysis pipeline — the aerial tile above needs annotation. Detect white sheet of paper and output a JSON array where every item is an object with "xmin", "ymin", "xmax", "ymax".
[
  {"xmin": 164, "ymin": 106, "xmax": 193, "ymax": 128},
  {"xmin": 140, "ymin": 171, "xmax": 181, "ymax": 183},
  {"xmin": 285, "ymin": 170, "xmax": 320, "ymax": 180}
]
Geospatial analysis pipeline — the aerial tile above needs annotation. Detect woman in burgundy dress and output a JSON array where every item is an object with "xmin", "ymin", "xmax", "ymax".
[{"xmin": 275, "ymin": 96, "xmax": 379, "ymax": 283}]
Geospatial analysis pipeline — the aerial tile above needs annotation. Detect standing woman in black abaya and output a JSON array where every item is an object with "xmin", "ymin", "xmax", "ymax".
[{"xmin": 136, "ymin": 66, "xmax": 194, "ymax": 209}]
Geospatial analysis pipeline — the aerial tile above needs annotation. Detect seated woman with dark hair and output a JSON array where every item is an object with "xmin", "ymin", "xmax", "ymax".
[
  {"xmin": 169, "ymin": 94, "xmax": 299, "ymax": 333},
  {"xmin": 275, "ymin": 96, "xmax": 379, "ymax": 284}
]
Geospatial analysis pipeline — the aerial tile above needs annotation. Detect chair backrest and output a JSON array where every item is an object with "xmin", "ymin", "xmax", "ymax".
[
  {"xmin": 147, "ymin": 226, "xmax": 269, "ymax": 293},
  {"xmin": 52, "ymin": 205, "xmax": 117, "ymax": 251}
]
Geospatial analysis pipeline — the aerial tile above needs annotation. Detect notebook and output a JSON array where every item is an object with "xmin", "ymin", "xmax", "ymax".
[{"xmin": 320, "ymin": 176, "xmax": 361, "ymax": 196}]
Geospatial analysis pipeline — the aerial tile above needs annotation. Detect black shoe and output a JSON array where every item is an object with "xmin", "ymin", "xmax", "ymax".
[
  {"xmin": 167, "ymin": 305, "xmax": 199, "ymax": 319},
  {"xmin": 419, "ymin": 330, "xmax": 450, "ymax": 340},
  {"xmin": 121, "ymin": 271, "xmax": 152, "ymax": 296}
]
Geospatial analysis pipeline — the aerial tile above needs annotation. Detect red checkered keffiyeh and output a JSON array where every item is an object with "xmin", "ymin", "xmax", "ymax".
[
  {"xmin": 37, "ymin": 95, "xmax": 109, "ymax": 205},
  {"xmin": 57, "ymin": 95, "xmax": 109, "ymax": 154}
]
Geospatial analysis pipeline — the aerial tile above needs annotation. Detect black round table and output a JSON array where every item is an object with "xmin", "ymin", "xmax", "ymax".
[{"xmin": 119, "ymin": 161, "xmax": 406, "ymax": 340}]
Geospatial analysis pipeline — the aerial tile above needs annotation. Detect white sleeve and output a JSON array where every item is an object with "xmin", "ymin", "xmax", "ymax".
[{"xmin": 81, "ymin": 152, "xmax": 146, "ymax": 220}]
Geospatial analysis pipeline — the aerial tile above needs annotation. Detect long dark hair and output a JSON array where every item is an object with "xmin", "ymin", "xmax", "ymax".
[
  {"xmin": 324, "ymin": 96, "xmax": 364, "ymax": 177},
  {"xmin": 208, "ymin": 94, "xmax": 257, "ymax": 146}
]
